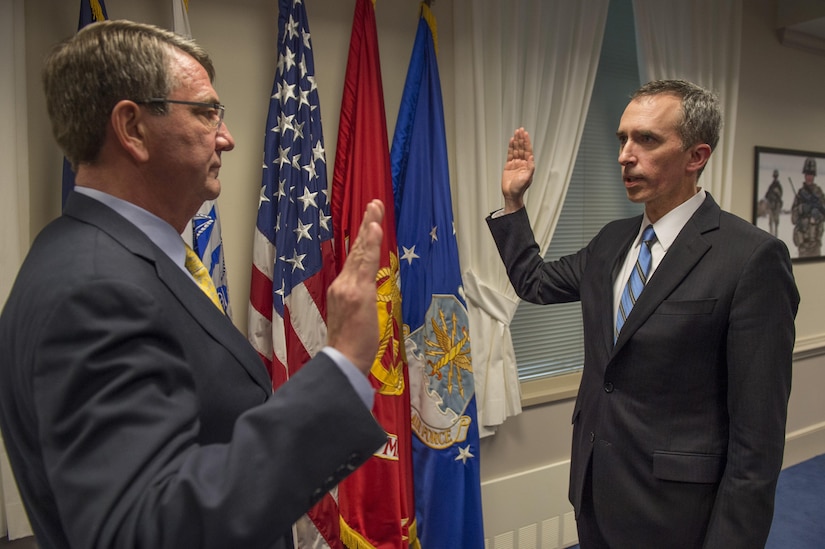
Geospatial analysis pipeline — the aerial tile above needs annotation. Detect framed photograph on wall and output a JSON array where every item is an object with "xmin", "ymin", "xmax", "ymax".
[{"xmin": 753, "ymin": 146, "xmax": 825, "ymax": 262}]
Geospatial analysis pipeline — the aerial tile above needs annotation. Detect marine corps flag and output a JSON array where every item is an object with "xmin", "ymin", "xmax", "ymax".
[
  {"xmin": 390, "ymin": 4, "xmax": 484, "ymax": 547},
  {"xmin": 62, "ymin": 0, "xmax": 109, "ymax": 208},
  {"xmin": 331, "ymin": 0, "xmax": 418, "ymax": 547}
]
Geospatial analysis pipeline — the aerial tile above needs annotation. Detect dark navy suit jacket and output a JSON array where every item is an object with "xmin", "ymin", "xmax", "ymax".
[
  {"xmin": 488, "ymin": 194, "xmax": 798, "ymax": 548},
  {"xmin": 0, "ymin": 192, "xmax": 386, "ymax": 549}
]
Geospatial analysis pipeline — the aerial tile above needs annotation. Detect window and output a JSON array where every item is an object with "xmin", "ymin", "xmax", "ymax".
[{"xmin": 511, "ymin": 0, "xmax": 643, "ymax": 382}]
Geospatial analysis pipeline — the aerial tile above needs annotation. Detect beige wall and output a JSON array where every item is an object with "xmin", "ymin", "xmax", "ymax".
[
  {"xmin": 734, "ymin": 0, "xmax": 825, "ymax": 339},
  {"xmin": 734, "ymin": 0, "xmax": 825, "ymax": 471},
  {"xmin": 20, "ymin": 0, "xmax": 825, "ymax": 545}
]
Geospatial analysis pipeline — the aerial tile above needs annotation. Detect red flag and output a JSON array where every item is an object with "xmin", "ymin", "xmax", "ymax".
[
  {"xmin": 248, "ymin": 0, "xmax": 341, "ymax": 546},
  {"xmin": 331, "ymin": 0, "xmax": 418, "ymax": 547}
]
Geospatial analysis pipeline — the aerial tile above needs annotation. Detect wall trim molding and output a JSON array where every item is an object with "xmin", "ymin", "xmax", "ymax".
[
  {"xmin": 793, "ymin": 333, "xmax": 825, "ymax": 360},
  {"xmin": 784, "ymin": 420, "xmax": 825, "ymax": 468}
]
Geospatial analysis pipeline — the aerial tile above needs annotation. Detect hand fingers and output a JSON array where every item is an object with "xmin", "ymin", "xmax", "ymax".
[
  {"xmin": 326, "ymin": 200, "xmax": 384, "ymax": 373},
  {"xmin": 346, "ymin": 199, "xmax": 384, "ymax": 279},
  {"xmin": 360, "ymin": 199, "xmax": 384, "ymax": 240},
  {"xmin": 508, "ymin": 127, "xmax": 532, "ymax": 161},
  {"xmin": 516, "ymin": 128, "xmax": 531, "ymax": 156}
]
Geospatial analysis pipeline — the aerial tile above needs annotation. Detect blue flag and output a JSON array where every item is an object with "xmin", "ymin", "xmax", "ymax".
[
  {"xmin": 390, "ymin": 5, "xmax": 484, "ymax": 548},
  {"xmin": 191, "ymin": 204, "xmax": 230, "ymax": 316},
  {"xmin": 62, "ymin": 0, "xmax": 108, "ymax": 208}
]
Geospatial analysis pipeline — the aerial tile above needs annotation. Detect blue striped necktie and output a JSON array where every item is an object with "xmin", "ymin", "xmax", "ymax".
[{"xmin": 615, "ymin": 225, "xmax": 656, "ymax": 341}]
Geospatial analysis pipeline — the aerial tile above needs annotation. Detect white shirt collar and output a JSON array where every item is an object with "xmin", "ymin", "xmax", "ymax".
[{"xmin": 641, "ymin": 188, "xmax": 706, "ymax": 252}]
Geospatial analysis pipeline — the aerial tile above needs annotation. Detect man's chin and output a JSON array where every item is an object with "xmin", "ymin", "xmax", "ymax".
[
  {"xmin": 205, "ymin": 178, "xmax": 222, "ymax": 200},
  {"xmin": 625, "ymin": 189, "xmax": 645, "ymax": 204}
]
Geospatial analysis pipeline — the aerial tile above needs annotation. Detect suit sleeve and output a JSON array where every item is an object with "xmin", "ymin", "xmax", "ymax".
[
  {"xmin": 486, "ymin": 207, "xmax": 585, "ymax": 304},
  {"xmin": 704, "ymin": 236, "xmax": 798, "ymax": 548},
  {"xmin": 33, "ymin": 279, "xmax": 387, "ymax": 549}
]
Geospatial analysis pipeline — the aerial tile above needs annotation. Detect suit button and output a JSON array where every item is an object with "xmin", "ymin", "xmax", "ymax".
[
  {"xmin": 589, "ymin": 432, "xmax": 595, "ymax": 443},
  {"xmin": 603, "ymin": 382, "xmax": 614, "ymax": 393}
]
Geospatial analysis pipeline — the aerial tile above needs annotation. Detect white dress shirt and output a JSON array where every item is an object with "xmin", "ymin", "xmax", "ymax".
[{"xmin": 612, "ymin": 189, "xmax": 706, "ymax": 329}]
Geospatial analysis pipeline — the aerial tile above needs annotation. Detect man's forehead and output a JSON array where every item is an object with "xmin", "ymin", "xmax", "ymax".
[
  {"xmin": 168, "ymin": 48, "xmax": 217, "ymax": 98},
  {"xmin": 619, "ymin": 95, "xmax": 681, "ymax": 130}
]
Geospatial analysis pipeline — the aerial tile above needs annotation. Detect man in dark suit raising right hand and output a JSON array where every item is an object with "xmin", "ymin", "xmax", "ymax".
[
  {"xmin": 0, "ymin": 20, "xmax": 387, "ymax": 549},
  {"xmin": 488, "ymin": 80, "xmax": 799, "ymax": 548}
]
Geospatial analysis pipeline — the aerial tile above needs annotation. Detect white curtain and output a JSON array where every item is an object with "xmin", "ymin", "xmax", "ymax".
[
  {"xmin": 0, "ymin": 0, "xmax": 34, "ymax": 540},
  {"xmin": 451, "ymin": 0, "xmax": 609, "ymax": 435},
  {"xmin": 633, "ymin": 0, "xmax": 742, "ymax": 211}
]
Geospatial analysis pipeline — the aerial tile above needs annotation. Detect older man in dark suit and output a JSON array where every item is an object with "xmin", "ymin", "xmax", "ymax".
[
  {"xmin": 488, "ymin": 80, "xmax": 799, "ymax": 548},
  {"xmin": 0, "ymin": 20, "xmax": 387, "ymax": 549}
]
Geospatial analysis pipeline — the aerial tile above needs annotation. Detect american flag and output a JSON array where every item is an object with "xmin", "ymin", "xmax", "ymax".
[{"xmin": 247, "ymin": 0, "xmax": 339, "ymax": 546}]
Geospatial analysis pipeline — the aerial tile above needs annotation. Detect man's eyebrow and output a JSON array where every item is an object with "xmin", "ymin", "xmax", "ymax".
[{"xmin": 616, "ymin": 129, "xmax": 659, "ymax": 138}]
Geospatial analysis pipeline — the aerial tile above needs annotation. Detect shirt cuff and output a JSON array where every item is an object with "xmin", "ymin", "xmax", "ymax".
[{"xmin": 320, "ymin": 346, "xmax": 375, "ymax": 410}]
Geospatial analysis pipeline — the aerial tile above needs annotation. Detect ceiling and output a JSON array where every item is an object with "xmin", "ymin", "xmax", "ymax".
[{"xmin": 777, "ymin": 1, "xmax": 825, "ymax": 55}]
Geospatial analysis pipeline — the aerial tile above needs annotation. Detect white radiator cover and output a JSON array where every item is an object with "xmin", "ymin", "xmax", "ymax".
[{"xmin": 482, "ymin": 460, "xmax": 578, "ymax": 549}]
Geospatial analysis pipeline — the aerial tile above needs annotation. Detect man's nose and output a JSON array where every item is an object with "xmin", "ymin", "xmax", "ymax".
[{"xmin": 216, "ymin": 122, "xmax": 235, "ymax": 151}]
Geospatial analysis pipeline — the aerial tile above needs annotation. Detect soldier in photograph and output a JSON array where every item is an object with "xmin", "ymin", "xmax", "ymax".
[
  {"xmin": 765, "ymin": 169, "xmax": 783, "ymax": 236},
  {"xmin": 791, "ymin": 157, "xmax": 825, "ymax": 257}
]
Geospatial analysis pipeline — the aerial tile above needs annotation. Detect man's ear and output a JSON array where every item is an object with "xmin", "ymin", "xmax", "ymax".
[
  {"xmin": 687, "ymin": 143, "xmax": 712, "ymax": 175},
  {"xmin": 110, "ymin": 100, "xmax": 149, "ymax": 163}
]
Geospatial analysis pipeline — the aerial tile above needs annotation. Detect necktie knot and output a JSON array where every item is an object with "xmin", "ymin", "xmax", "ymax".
[
  {"xmin": 615, "ymin": 225, "xmax": 656, "ymax": 342},
  {"xmin": 641, "ymin": 224, "xmax": 656, "ymax": 247},
  {"xmin": 184, "ymin": 244, "xmax": 224, "ymax": 313}
]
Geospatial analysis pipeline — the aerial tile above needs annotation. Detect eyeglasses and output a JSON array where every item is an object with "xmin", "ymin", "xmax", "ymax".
[{"xmin": 136, "ymin": 98, "xmax": 225, "ymax": 130}]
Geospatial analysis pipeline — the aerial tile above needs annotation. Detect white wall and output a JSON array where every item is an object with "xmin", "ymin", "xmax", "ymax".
[{"xmin": 20, "ymin": 1, "xmax": 825, "ymax": 548}]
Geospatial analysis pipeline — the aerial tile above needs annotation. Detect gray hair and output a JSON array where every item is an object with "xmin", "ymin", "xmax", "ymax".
[
  {"xmin": 632, "ymin": 79, "xmax": 722, "ymax": 153},
  {"xmin": 43, "ymin": 19, "xmax": 215, "ymax": 169}
]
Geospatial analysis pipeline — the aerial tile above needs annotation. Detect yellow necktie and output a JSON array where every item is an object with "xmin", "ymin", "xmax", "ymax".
[{"xmin": 184, "ymin": 244, "xmax": 224, "ymax": 313}]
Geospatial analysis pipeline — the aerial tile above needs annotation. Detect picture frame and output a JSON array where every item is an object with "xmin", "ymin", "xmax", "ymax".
[{"xmin": 753, "ymin": 146, "xmax": 825, "ymax": 262}]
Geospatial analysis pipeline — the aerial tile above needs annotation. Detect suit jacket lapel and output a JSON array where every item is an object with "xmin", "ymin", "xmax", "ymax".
[
  {"xmin": 612, "ymin": 195, "xmax": 720, "ymax": 350},
  {"xmin": 153, "ymin": 254, "xmax": 273, "ymax": 394},
  {"xmin": 63, "ymin": 192, "xmax": 272, "ymax": 395}
]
